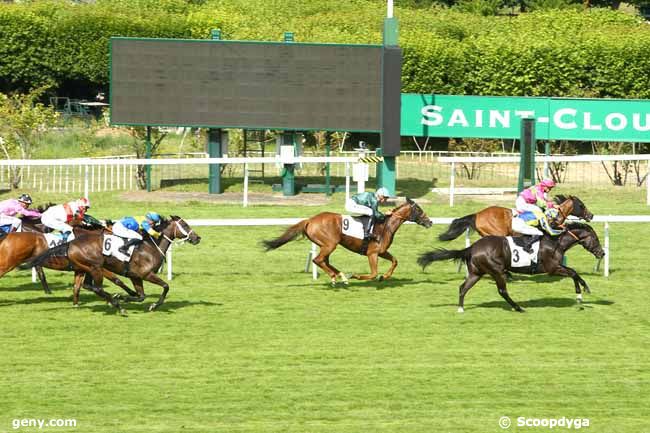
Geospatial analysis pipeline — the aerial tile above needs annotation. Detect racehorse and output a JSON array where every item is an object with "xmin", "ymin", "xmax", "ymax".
[
  {"xmin": 19, "ymin": 210, "xmax": 134, "ymax": 295},
  {"xmin": 263, "ymin": 198, "xmax": 432, "ymax": 285},
  {"xmin": 438, "ymin": 195, "xmax": 593, "ymax": 241},
  {"xmin": 30, "ymin": 216, "xmax": 200, "ymax": 313},
  {"xmin": 418, "ymin": 223, "xmax": 605, "ymax": 313}
]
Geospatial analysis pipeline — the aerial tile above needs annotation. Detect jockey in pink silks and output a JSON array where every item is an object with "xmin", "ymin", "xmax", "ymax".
[
  {"xmin": 512, "ymin": 179, "xmax": 562, "ymax": 252},
  {"xmin": 0, "ymin": 193, "xmax": 41, "ymax": 233}
]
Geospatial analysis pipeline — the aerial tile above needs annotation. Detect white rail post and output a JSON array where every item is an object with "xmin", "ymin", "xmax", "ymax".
[
  {"xmin": 647, "ymin": 160, "xmax": 649, "ymax": 205},
  {"xmin": 345, "ymin": 162, "xmax": 350, "ymax": 202},
  {"xmin": 604, "ymin": 222, "xmax": 610, "ymax": 277},
  {"xmin": 84, "ymin": 165, "xmax": 89, "ymax": 199},
  {"xmin": 243, "ymin": 163, "xmax": 249, "ymax": 208},
  {"xmin": 449, "ymin": 161, "xmax": 456, "ymax": 207},
  {"xmin": 32, "ymin": 267, "xmax": 37, "ymax": 283},
  {"xmin": 166, "ymin": 244, "xmax": 173, "ymax": 281},
  {"xmin": 311, "ymin": 242, "xmax": 318, "ymax": 280}
]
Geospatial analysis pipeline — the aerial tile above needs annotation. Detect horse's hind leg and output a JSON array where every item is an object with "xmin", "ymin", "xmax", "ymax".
[
  {"xmin": 311, "ymin": 245, "xmax": 340, "ymax": 286},
  {"xmin": 35, "ymin": 266, "xmax": 51, "ymax": 294},
  {"xmin": 122, "ymin": 277, "xmax": 146, "ymax": 303},
  {"xmin": 103, "ymin": 270, "xmax": 138, "ymax": 298},
  {"xmin": 458, "ymin": 272, "xmax": 482, "ymax": 313},
  {"xmin": 492, "ymin": 272, "xmax": 524, "ymax": 312},
  {"xmin": 323, "ymin": 258, "xmax": 348, "ymax": 286}
]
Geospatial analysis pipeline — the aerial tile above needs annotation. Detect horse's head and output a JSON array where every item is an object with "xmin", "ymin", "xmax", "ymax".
[
  {"xmin": 561, "ymin": 223, "xmax": 605, "ymax": 259},
  {"xmin": 158, "ymin": 215, "xmax": 201, "ymax": 245},
  {"xmin": 555, "ymin": 195, "xmax": 593, "ymax": 222},
  {"xmin": 393, "ymin": 198, "xmax": 432, "ymax": 228}
]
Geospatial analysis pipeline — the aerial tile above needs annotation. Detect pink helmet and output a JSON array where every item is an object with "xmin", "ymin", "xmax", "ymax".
[{"xmin": 540, "ymin": 179, "xmax": 556, "ymax": 188}]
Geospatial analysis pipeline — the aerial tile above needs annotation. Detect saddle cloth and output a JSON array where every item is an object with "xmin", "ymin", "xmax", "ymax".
[
  {"xmin": 44, "ymin": 232, "xmax": 74, "ymax": 249},
  {"xmin": 341, "ymin": 215, "xmax": 368, "ymax": 240},
  {"xmin": 102, "ymin": 234, "xmax": 135, "ymax": 262},
  {"xmin": 506, "ymin": 236, "xmax": 540, "ymax": 268}
]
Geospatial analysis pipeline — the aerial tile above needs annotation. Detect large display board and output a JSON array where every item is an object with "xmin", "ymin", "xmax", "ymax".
[{"xmin": 110, "ymin": 38, "xmax": 383, "ymax": 132}]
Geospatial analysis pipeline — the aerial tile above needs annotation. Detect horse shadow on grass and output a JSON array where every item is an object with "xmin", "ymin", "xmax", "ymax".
[
  {"xmin": 429, "ymin": 297, "xmax": 614, "ymax": 311},
  {"xmin": 285, "ymin": 276, "xmax": 422, "ymax": 291},
  {"xmin": 0, "ymin": 281, "xmax": 70, "ymax": 293}
]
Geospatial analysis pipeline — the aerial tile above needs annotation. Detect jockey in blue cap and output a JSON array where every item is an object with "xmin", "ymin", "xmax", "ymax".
[{"xmin": 113, "ymin": 212, "xmax": 162, "ymax": 254}]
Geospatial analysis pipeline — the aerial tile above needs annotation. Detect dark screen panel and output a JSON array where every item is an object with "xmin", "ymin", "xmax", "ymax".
[
  {"xmin": 381, "ymin": 46, "xmax": 402, "ymax": 157},
  {"xmin": 110, "ymin": 38, "xmax": 383, "ymax": 131}
]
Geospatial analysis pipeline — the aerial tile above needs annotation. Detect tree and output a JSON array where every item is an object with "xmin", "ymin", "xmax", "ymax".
[
  {"xmin": 125, "ymin": 126, "xmax": 168, "ymax": 190},
  {"xmin": 0, "ymin": 87, "xmax": 58, "ymax": 188}
]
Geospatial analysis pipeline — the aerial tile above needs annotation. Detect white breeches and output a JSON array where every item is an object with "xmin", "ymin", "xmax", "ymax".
[
  {"xmin": 515, "ymin": 196, "xmax": 543, "ymax": 215},
  {"xmin": 512, "ymin": 217, "xmax": 543, "ymax": 236},
  {"xmin": 0, "ymin": 215, "xmax": 22, "ymax": 231},
  {"xmin": 112, "ymin": 222, "xmax": 142, "ymax": 240},
  {"xmin": 41, "ymin": 211, "xmax": 73, "ymax": 233},
  {"xmin": 345, "ymin": 200, "xmax": 373, "ymax": 217}
]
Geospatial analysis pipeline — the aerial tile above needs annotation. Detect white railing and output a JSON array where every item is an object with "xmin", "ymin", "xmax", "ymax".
[
  {"xmin": 438, "ymin": 154, "xmax": 650, "ymax": 206},
  {"xmin": 0, "ymin": 156, "xmax": 362, "ymax": 206},
  {"xmin": 156, "ymin": 215, "xmax": 650, "ymax": 281}
]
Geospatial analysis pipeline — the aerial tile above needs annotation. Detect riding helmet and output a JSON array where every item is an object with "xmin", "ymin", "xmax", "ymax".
[
  {"xmin": 146, "ymin": 212, "xmax": 161, "ymax": 223},
  {"xmin": 18, "ymin": 193, "xmax": 33, "ymax": 205}
]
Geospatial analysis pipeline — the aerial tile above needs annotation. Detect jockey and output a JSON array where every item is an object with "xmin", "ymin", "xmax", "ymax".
[
  {"xmin": 515, "ymin": 179, "xmax": 562, "ymax": 252},
  {"xmin": 345, "ymin": 187, "xmax": 392, "ymax": 241},
  {"xmin": 115, "ymin": 212, "xmax": 162, "ymax": 254},
  {"xmin": 0, "ymin": 193, "xmax": 41, "ymax": 233},
  {"xmin": 40, "ymin": 197, "xmax": 90, "ymax": 241}
]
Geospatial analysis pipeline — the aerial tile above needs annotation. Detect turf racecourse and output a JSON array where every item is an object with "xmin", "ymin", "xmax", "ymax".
[{"xmin": 0, "ymin": 189, "xmax": 649, "ymax": 433}]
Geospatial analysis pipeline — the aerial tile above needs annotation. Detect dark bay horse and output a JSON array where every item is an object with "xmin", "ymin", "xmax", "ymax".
[
  {"xmin": 438, "ymin": 195, "xmax": 594, "ymax": 241},
  {"xmin": 263, "ymin": 198, "xmax": 432, "ymax": 285},
  {"xmin": 418, "ymin": 223, "xmax": 605, "ymax": 313},
  {"xmin": 30, "ymin": 216, "xmax": 200, "ymax": 313}
]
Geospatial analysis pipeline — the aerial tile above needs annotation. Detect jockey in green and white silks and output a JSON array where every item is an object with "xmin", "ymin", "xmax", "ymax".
[{"xmin": 345, "ymin": 187, "xmax": 391, "ymax": 241}]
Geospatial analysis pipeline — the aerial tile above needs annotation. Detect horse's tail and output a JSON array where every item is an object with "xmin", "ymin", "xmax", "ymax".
[
  {"xmin": 262, "ymin": 220, "xmax": 308, "ymax": 251},
  {"xmin": 23, "ymin": 243, "xmax": 70, "ymax": 268},
  {"xmin": 417, "ymin": 247, "xmax": 470, "ymax": 269},
  {"xmin": 438, "ymin": 214, "xmax": 476, "ymax": 241}
]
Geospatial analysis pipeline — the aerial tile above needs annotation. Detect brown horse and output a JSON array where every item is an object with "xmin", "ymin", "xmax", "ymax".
[
  {"xmin": 18, "ymin": 214, "xmax": 137, "ymax": 297},
  {"xmin": 30, "ymin": 216, "xmax": 201, "ymax": 313},
  {"xmin": 418, "ymin": 223, "xmax": 605, "ymax": 313},
  {"xmin": 263, "ymin": 198, "xmax": 432, "ymax": 285},
  {"xmin": 438, "ymin": 195, "xmax": 593, "ymax": 241}
]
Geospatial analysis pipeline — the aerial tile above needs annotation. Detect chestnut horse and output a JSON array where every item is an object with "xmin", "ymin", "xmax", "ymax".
[
  {"xmin": 30, "ymin": 216, "xmax": 201, "ymax": 314},
  {"xmin": 263, "ymin": 198, "xmax": 432, "ymax": 285},
  {"xmin": 438, "ymin": 195, "xmax": 593, "ymax": 241},
  {"xmin": 418, "ymin": 223, "xmax": 605, "ymax": 313}
]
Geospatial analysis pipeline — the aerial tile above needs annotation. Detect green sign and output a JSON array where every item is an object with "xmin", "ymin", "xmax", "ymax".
[{"xmin": 401, "ymin": 94, "xmax": 650, "ymax": 142}]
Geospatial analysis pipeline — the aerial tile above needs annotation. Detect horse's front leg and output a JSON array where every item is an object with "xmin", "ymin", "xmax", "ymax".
[
  {"xmin": 378, "ymin": 251, "xmax": 397, "ymax": 281},
  {"xmin": 352, "ymin": 253, "xmax": 379, "ymax": 281},
  {"xmin": 549, "ymin": 265, "xmax": 590, "ymax": 302}
]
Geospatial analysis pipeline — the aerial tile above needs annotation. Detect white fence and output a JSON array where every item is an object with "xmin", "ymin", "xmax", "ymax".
[
  {"xmin": 156, "ymin": 215, "xmax": 650, "ymax": 281},
  {"xmin": 438, "ymin": 154, "xmax": 650, "ymax": 206},
  {"xmin": 0, "ymin": 156, "xmax": 364, "ymax": 206}
]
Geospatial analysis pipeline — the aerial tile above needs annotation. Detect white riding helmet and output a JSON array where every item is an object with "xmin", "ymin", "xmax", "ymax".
[
  {"xmin": 375, "ymin": 187, "xmax": 390, "ymax": 198},
  {"xmin": 77, "ymin": 197, "xmax": 90, "ymax": 209}
]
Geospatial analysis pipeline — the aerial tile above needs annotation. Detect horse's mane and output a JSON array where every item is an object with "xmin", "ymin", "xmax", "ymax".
[
  {"xmin": 565, "ymin": 221, "xmax": 592, "ymax": 231},
  {"xmin": 554, "ymin": 194, "xmax": 571, "ymax": 205},
  {"xmin": 389, "ymin": 197, "xmax": 415, "ymax": 213}
]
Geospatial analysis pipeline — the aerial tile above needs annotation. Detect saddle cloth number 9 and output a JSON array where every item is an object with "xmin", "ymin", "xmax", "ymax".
[{"xmin": 341, "ymin": 215, "xmax": 365, "ymax": 240}]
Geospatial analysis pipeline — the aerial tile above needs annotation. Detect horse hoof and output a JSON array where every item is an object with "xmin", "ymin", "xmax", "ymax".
[
  {"xmin": 377, "ymin": 276, "xmax": 384, "ymax": 282},
  {"xmin": 119, "ymin": 308, "xmax": 128, "ymax": 316},
  {"xmin": 72, "ymin": 304, "xmax": 79, "ymax": 308},
  {"xmin": 576, "ymin": 294, "xmax": 583, "ymax": 303},
  {"xmin": 148, "ymin": 304, "xmax": 157, "ymax": 312},
  {"xmin": 457, "ymin": 307, "xmax": 464, "ymax": 313}
]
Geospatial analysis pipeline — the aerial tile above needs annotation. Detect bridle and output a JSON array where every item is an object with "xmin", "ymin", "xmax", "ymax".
[{"xmin": 151, "ymin": 218, "xmax": 195, "ymax": 258}]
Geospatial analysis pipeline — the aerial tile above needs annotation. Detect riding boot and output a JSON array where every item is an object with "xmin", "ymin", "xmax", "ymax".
[
  {"xmin": 523, "ymin": 235, "xmax": 541, "ymax": 254},
  {"xmin": 119, "ymin": 238, "xmax": 142, "ymax": 254},
  {"xmin": 364, "ymin": 217, "xmax": 377, "ymax": 242}
]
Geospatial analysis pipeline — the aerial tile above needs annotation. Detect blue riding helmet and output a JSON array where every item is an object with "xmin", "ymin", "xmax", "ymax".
[
  {"xmin": 145, "ymin": 212, "xmax": 161, "ymax": 223},
  {"xmin": 121, "ymin": 217, "xmax": 139, "ymax": 231}
]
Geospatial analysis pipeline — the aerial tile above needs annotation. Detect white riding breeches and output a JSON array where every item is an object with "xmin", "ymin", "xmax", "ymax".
[
  {"xmin": 112, "ymin": 222, "xmax": 143, "ymax": 240},
  {"xmin": 515, "ymin": 196, "xmax": 543, "ymax": 215},
  {"xmin": 345, "ymin": 199, "xmax": 373, "ymax": 217},
  {"xmin": 41, "ymin": 211, "xmax": 73, "ymax": 233},
  {"xmin": 0, "ymin": 215, "xmax": 22, "ymax": 231},
  {"xmin": 512, "ymin": 217, "xmax": 544, "ymax": 236}
]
